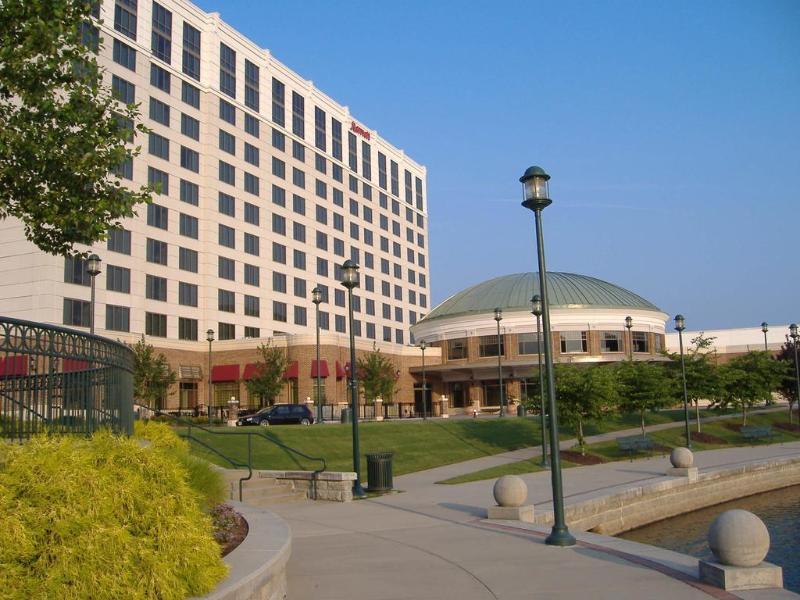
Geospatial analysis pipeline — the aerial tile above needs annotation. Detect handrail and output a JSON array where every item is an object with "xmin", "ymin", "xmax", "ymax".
[{"xmin": 139, "ymin": 406, "xmax": 327, "ymax": 501}]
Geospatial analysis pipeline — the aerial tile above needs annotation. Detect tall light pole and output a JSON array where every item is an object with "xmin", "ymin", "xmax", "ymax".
[
  {"xmin": 495, "ymin": 307, "xmax": 505, "ymax": 417},
  {"xmin": 86, "ymin": 253, "xmax": 102, "ymax": 334},
  {"xmin": 625, "ymin": 315, "xmax": 633, "ymax": 360},
  {"xmin": 520, "ymin": 165, "xmax": 575, "ymax": 547},
  {"xmin": 790, "ymin": 324, "xmax": 800, "ymax": 426},
  {"xmin": 206, "ymin": 328, "xmax": 214, "ymax": 422},
  {"xmin": 761, "ymin": 322, "xmax": 769, "ymax": 352},
  {"xmin": 531, "ymin": 294, "xmax": 548, "ymax": 468},
  {"xmin": 674, "ymin": 314, "xmax": 691, "ymax": 449},
  {"xmin": 341, "ymin": 260, "xmax": 367, "ymax": 498},
  {"xmin": 312, "ymin": 287, "xmax": 324, "ymax": 424},
  {"xmin": 420, "ymin": 340, "xmax": 427, "ymax": 419}
]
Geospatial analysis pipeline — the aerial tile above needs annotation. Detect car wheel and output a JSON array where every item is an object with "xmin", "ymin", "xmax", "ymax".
[
  {"xmin": 300, "ymin": 418, "xmax": 310, "ymax": 426},
  {"xmin": 260, "ymin": 420, "xmax": 270, "ymax": 427}
]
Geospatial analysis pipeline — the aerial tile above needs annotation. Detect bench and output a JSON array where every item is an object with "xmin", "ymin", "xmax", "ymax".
[
  {"xmin": 740, "ymin": 425, "xmax": 773, "ymax": 441},
  {"xmin": 617, "ymin": 435, "xmax": 655, "ymax": 457}
]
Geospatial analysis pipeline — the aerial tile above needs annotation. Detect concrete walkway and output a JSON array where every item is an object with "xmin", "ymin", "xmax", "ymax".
[{"xmin": 267, "ymin": 418, "xmax": 799, "ymax": 599}]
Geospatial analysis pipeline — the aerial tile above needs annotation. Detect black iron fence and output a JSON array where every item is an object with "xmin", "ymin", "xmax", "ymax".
[
  {"xmin": 319, "ymin": 402, "xmax": 414, "ymax": 422},
  {"xmin": 0, "ymin": 316, "xmax": 134, "ymax": 440}
]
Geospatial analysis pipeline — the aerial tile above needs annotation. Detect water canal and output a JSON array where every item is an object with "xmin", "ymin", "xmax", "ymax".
[{"xmin": 619, "ymin": 485, "xmax": 800, "ymax": 593}]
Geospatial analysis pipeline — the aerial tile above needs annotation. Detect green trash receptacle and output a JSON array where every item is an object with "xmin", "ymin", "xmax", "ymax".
[
  {"xmin": 517, "ymin": 404, "xmax": 526, "ymax": 417},
  {"xmin": 366, "ymin": 452, "xmax": 394, "ymax": 492},
  {"xmin": 340, "ymin": 407, "xmax": 351, "ymax": 424}
]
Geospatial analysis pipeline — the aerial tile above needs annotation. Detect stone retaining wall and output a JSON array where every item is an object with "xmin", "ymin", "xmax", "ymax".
[
  {"xmin": 257, "ymin": 470, "xmax": 357, "ymax": 502},
  {"xmin": 534, "ymin": 456, "xmax": 800, "ymax": 535}
]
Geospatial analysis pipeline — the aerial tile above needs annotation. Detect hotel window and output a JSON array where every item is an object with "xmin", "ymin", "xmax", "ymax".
[
  {"xmin": 560, "ymin": 331, "xmax": 588, "ymax": 353},
  {"xmin": 632, "ymin": 331, "xmax": 650, "ymax": 353},
  {"xmin": 395, "ymin": 329, "xmax": 404, "ymax": 345},
  {"xmin": 63, "ymin": 298, "xmax": 90, "ymax": 327},
  {"xmin": 292, "ymin": 222, "xmax": 306, "ymax": 243},
  {"xmin": 390, "ymin": 160, "xmax": 399, "ymax": 196},
  {"xmin": 293, "ymin": 249, "xmax": 306, "ymax": 270},
  {"xmin": 113, "ymin": 39, "xmax": 137, "ymax": 70},
  {"xmin": 148, "ymin": 167, "xmax": 169, "ymax": 195},
  {"xmin": 244, "ymin": 327, "xmax": 260, "ymax": 338},
  {"xmin": 272, "ymin": 157, "xmax": 285, "ymax": 179},
  {"xmin": 145, "ymin": 312, "xmax": 167, "ymax": 337},
  {"xmin": 218, "ymin": 256, "xmax": 235, "ymax": 281},
  {"xmin": 272, "ymin": 78, "xmax": 285, "ymax": 126},
  {"xmin": 349, "ymin": 175, "xmax": 358, "ymax": 193},
  {"xmin": 335, "ymin": 315, "xmax": 346, "ymax": 333},
  {"xmin": 181, "ymin": 81, "xmax": 199, "ymax": 108},
  {"xmin": 219, "ymin": 99, "xmax": 236, "ymax": 125},
  {"xmin": 404, "ymin": 170, "xmax": 413, "ymax": 204},
  {"xmin": 178, "ymin": 282, "xmax": 198, "ymax": 306},
  {"xmin": 179, "ymin": 213, "xmax": 198, "ymax": 239},
  {"xmin": 273, "ymin": 272, "xmax": 286, "ymax": 293},
  {"xmin": 293, "ymin": 277, "xmax": 306, "ymax": 298},
  {"xmin": 219, "ymin": 43, "xmax": 236, "ymax": 98},
  {"xmin": 292, "ymin": 167, "xmax": 305, "ymax": 189},
  {"xmin": 106, "ymin": 306, "xmax": 130, "ymax": 332},
  {"xmin": 293, "ymin": 306, "xmax": 307, "ymax": 326},
  {"xmin": 479, "ymin": 335, "xmax": 504, "ymax": 358},
  {"xmin": 366, "ymin": 323, "xmax": 376, "ymax": 339},
  {"xmin": 151, "ymin": 3, "xmax": 171, "ymax": 63},
  {"xmin": 600, "ymin": 331, "xmax": 623, "ymax": 353},
  {"xmin": 378, "ymin": 152, "xmax": 387, "ymax": 190},
  {"xmin": 364, "ymin": 229, "xmax": 374, "ymax": 246},
  {"xmin": 272, "ymin": 128, "xmax": 285, "ymax": 151},
  {"xmin": 218, "ymin": 323, "xmax": 235, "ymax": 340},
  {"xmin": 107, "ymin": 228, "xmax": 131, "ymax": 255},
  {"xmin": 218, "ymin": 224, "xmax": 235, "ymax": 249},
  {"xmin": 112, "ymin": 75, "xmax": 135, "ymax": 104},
  {"xmin": 244, "ymin": 295, "xmax": 260, "ymax": 317},
  {"xmin": 218, "ymin": 289, "xmax": 235, "ymax": 313},
  {"xmin": 113, "ymin": 156, "xmax": 133, "ymax": 180},
  {"xmin": 333, "ymin": 238, "xmax": 344, "ymax": 257},
  {"xmin": 333, "ymin": 188, "xmax": 343, "ymax": 206},
  {"xmin": 316, "ymin": 205, "xmax": 328, "ymax": 225},
  {"xmin": 518, "ymin": 333, "xmax": 542, "ymax": 356},
  {"xmin": 218, "ymin": 161, "xmax": 235, "ymax": 186},
  {"xmin": 244, "ymin": 143, "xmax": 259, "ymax": 166},
  {"xmin": 335, "ymin": 289, "xmax": 346, "ymax": 308},
  {"xmin": 333, "ymin": 213, "xmax": 344, "ymax": 232},
  {"xmin": 292, "ymin": 140, "xmax": 305, "ymax": 162},
  {"xmin": 415, "ymin": 177, "xmax": 424, "ymax": 210},
  {"xmin": 180, "ymin": 147, "xmax": 199, "ymax": 172},
  {"xmin": 244, "ymin": 202, "xmax": 259, "ymax": 225},
  {"xmin": 150, "ymin": 63, "xmax": 170, "ymax": 93},
  {"xmin": 318, "ymin": 311, "xmax": 329, "ymax": 331},
  {"xmin": 291, "ymin": 92, "xmax": 305, "ymax": 137},
  {"xmin": 316, "ymin": 257, "xmax": 328, "ymax": 277},
  {"xmin": 272, "ymin": 184, "xmax": 285, "ymax": 207},
  {"xmin": 272, "ymin": 242, "xmax": 286, "ymax": 264},
  {"xmin": 64, "ymin": 256, "xmax": 90, "ymax": 286},
  {"xmin": 244, "ymin": 264, "xmax": 260, "ymax": 286},
  {"xmin": 219, "ymin": 130, "xmax": 236, "ymax": 155},
  {"xmin": 147, "ymin": 203, "xmax": 168, "ymax": 230},
  {"xmin": 114, "ymin": 0, "xmax": 137, "ymax": 40},
  {"xmin": 315, "ymin": 179, "xmax": 327, "ymax": 199},
  {"xmin": 273, "ymin": 301, "xmax": 287, "ymax": 322},
  {"xmin": 145, "ymin": 275, "xmax": 167, "ymax": 301},
  {"xmin": 182, "ymin": 22, "xmax": 201, "ymax": 80},
  {"xmin": 383, "ymin": 326, "xmax": 391, "ymax": 342},
  {"xmin": 331, "ymin": 118, "xmax": 342, "ymax": 160},
  {"xmin": 244, "ymin": 173, "xmax": 259, "ymax": 196},
  {"xmin": 316, "ymin": 231, "xmax": 328, "ymax": 251},
  {"xmin": 149, "ymin": 98, "xmax": 169, "ymax": 125},
  {"xmin": 314, "ymin": 107, "xmax": 326, "ymax": 150},
  {"xmin": 148, "ymin": 132, "xmax": 169, "ymax": 160},
  {"xmin": 392, "ymin": 199, "xmax": 400, "ymax": 216},
  {"xmin": 244, "ymin": 233, "xmax": 259, "ymax": 256},
  {"xmin": 179, "ymin": 247, "xmax": 198, "ymax": 272},
  {"xmin": 218, "ymin": 192, "xmax": 235, "ymax": 217},
  {"xmin": 245, "ymin": 114, "xmax": 260, "ymax": 138},
  {"xmin": 362, "ymin": 141, "xmax": 371, "ymax": 180},
  {"xmin": 178, "ymin": 317, "xmax": 197, "ymax": 341},
  {"xmin": 244, "ymin": 59, "xmax": 259, "ymax": 111},
  {"xmin": 332, "ymin": 164, "xmax": 343, "ymax": 183},
  {"xmin": 348, "ymin": 132, "xmax": 358, "ymax": 172},
  {"xmin": 315, "ymin": 153, "xmax": 327, "ymax": 174}
]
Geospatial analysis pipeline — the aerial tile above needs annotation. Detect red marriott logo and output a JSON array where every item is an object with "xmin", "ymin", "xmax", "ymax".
[{"xmin": 350, "ymin": 121, "xmax": 371, "ymax": 140}]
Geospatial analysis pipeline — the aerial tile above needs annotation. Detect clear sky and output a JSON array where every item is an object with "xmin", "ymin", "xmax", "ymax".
[{"xmin": 195, "ymin": 0, "xmax": 799, "ymax": 331}]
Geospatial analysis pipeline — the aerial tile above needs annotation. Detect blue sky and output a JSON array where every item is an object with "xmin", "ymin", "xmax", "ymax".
[{"xmin": 196, "ymin": 0, "xmax": 799, "ymax": 330}]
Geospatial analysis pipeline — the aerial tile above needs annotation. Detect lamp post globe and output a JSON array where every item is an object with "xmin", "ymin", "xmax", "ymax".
[
  {"xmin": 341, "ymin": 261, "xmax": 366, "ymax": 498},
  {"xmin": 761, "ymin": 322, "xmax": 769, "ymax": 352},
  {"xmin": 494, "ymin": 307, "xmax": 505, "ymax": 417},
  {"xmin": 206, "ymin": 329, "xmax": 214, "ymax": 422},
  {"xmin": 86, "ymin": 253, "xmax": 102, "ymax": 334},
  {"xmin": 520, "ymin": 166, "xmax": 574, "ymax": 547},
  {"xmin": 530, "ymin": 294, "xmax": 548, "ymax": 468},
  {"xmin": 312, "ymin": 287, "xmax": 324, "ymax": 424},
  {"xmin": 674, "ymin": 314, "xmax": 691, "ymax": 448}
]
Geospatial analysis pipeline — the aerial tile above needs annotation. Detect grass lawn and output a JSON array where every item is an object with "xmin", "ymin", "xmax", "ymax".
[{"xmin": 438, "ymin": 410, "xmax": 800, "ymax": 485}]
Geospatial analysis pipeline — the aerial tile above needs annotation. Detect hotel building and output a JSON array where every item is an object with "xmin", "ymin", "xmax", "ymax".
[{"xmin": 0, "ymin": 0, "xmax": 430, "ymax": 413}]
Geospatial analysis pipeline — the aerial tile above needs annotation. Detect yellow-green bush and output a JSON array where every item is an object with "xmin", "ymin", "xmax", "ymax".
[{"xmin": 0, "ymin": 432, "xmax": 228, "ymax": 600}]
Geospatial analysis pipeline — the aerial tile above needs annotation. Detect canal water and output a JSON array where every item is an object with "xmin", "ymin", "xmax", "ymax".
[{"xmin": 620, "ymin": 485, "xmax": 800, "ymax": 593}]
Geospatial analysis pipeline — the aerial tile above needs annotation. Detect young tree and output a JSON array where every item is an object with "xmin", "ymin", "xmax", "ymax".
[
  {"xmin": 0, "ymin": 1, "xmax": 152, "ymax": 256},
  {"xmin": 131, "ymin": 337, "xmax": 176, "ymax": 410},
  {"xmin": 357, "ymin": 348, "xmax": 399, "ymax": 404},
  {"xmin": 775, "ymin": 339, "xmax": 800, "ymax": 423},
  {"xmin": 245, "ymin": 342, "xmax": 288, "ymax": 408},
  {"xmin": 616, "ymin": 361, "xmax": 676, "ymax": 436},
  {"xmin": 715, "ymin": 351, "xmax": 784, "ymax": 425},
  {"xmin": 554, "ymin": 364, "xmax": 618, "ymax": 454},
  {"xmin": 665, "ymin": 333, "xmax": 719, "ymax": 432}
]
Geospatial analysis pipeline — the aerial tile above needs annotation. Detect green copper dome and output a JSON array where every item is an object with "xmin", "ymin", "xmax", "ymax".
[{"xmin": 421, "ymin": 272, "xmax": 661, "ymax": 323}]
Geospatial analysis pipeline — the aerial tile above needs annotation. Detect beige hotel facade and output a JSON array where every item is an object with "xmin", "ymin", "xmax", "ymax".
[{"xmin": 0, "ymin": 0, "xmax": 431, "ymax": 414}]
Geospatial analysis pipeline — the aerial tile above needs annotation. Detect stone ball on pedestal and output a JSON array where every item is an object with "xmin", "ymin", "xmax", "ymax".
[
  {"xmin": 708, "ymin": 509, "xmax": 770, "ymax": 567},
  {"xmin": 493, "ymin": 475, "xmax": 527, "ymax": 507},
  {"xmin": 670, "ymin": 447, "xmax": 694, "ymax": 468}
]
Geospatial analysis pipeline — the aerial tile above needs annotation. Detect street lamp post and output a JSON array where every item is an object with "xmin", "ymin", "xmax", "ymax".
[
  {"xmin": 520, "ymin": 165, "xmax": 575, "ymax": 547},
  {"xmin": 420, "ymin": 340, "xmax": 427, "ymax": 419},
  {"xmin": 790, "ymin": 324, "xmax": 800, "ymax": 426},
  {"xmin": 761, "ymin": 322, "xmax": 769, "ymax": 352},
  {"xmin": 312, "ymin": 287, "xmax": 324, "ymax": 424},
  {"xmin": 625, "ymin": 315, "xmax": 633, "ymax": 360},
  {"xmin": 495, "ymin": 308, "xmax": 505, "ymax": 417},
  {"xmin": 86, "ymin": 254, "xmax": 102, "ymax": 334},
  {"xmin": 341, "ymin": 260, "xmax": 367, "ymax": 498},
  {"xmin": 531, "ymin": 295, "xmax": 548, "ymax": 468},
  {"xmin": 674, "ymin": 315, "xmax": 692, "ymax": 449},
  {"xmin": 206, "ymin": 329, "xmax": 214, "ymax": 422}
]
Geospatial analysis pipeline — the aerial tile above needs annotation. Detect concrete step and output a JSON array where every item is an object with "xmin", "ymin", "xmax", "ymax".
[
  {"xmin": 237, "ymin": 476, "xmax": 308, "ymax": 506},
  {"xmin": 244, "ymin": 491, "xmax": 310, "ymax": 507}
]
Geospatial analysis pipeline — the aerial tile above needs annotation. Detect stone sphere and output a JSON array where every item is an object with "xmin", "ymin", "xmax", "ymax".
[
  {"xmin": 708, "ymin": 510, "xmax": 770, "ymax": 567},
  {"xmin": 493, "ymin": 475, "xmax": 527, "ymax": 507},
  {"xmin": 670, "ymin": 447, "xmax": 694, "ymax": 468}
]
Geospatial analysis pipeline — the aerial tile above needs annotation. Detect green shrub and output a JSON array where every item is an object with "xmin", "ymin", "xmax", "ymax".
[{"xmin": 0, "ymin": 432, "xmax": 228, "ymax": 599}]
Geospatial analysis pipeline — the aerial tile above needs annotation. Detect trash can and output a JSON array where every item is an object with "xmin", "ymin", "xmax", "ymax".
[
  {"xmin": 340, "ymin": 407, "xmax": 351, "ymax": 424},
  {"xmin": 517, "ymin": 404, "xmax": 526, "ymax": 417},
  {"xmin": 366, "ymin": 451, "xmax": 394, "ymax": 492}
]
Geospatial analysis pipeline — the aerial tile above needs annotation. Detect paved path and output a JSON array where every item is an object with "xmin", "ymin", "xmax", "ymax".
[{"xmin": 267, "ymin": 426, "xmax": 800, "ymax": 599}]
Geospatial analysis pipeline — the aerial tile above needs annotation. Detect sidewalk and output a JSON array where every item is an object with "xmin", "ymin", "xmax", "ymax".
[{"xmin": 268, "ymin": 432, "xmax": 800, "ymax": 599}]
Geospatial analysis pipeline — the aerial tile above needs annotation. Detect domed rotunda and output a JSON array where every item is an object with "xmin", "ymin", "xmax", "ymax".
[{"xmin": 409, "ymin": 272, "xmax": 668, "ymax": 414}]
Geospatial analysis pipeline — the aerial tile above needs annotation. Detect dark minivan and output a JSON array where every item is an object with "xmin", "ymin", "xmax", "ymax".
[{"xmin": 237, "ymin": 404, "xmax": 314, "ymax": 426}]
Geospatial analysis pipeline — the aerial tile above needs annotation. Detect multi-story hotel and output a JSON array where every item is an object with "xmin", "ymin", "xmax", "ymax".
[{"xmin": 0, "ymin": 0, "xmax": 430, "ymax": 413}]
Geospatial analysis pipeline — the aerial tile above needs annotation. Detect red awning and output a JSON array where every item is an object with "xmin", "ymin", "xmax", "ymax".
[
  {"xmin": 242, "ymin": 363, "xmax": 261, "ymax": 381},
  {"xmin": 63, "ymin": 359, "xmax": 89, "ymax": 372},
  {"xmin": 311, "ymin": 360, "xmax": 329, "ymax": 378},
  {"xmin": 211, "ymin": 364, "xmax": 240, "ymax": 383},
  {"xmin": 0, "ymin": 356, "xmax": 27, "ymax": 377},
  {"xmin": 335, "ymin": 360, "xmax": 346, "ymax": 379},
  {"xmin": 283, "ymin": 360, "xmax": 299, "ymax": 379}
]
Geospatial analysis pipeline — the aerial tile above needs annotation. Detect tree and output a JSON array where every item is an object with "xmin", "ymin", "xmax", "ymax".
[
  {"xmin": 775, "ymin": 339, "xmax": 800, "ymax": 424},
  {"xmin": 714, "ymin": 351, "xmax": 784, "ymax": 425},
  {"xmin": 357, "ymin": 348, "xmax": 399, "ymax": 404},
  {"xmin": 665, "ymin": 333, "xmax": 719, "ymax": 432},
  {"xmin": 554, "ymin": 364, "xmax": 618, "ymax": 453},
  {"xmin": 616, "ymin": 361, "xmax": 676, "ymax": 436},
  {"xmin": 245, "ymin": 342, "xmax": 288, "ymax": 408},
  {"xmin": 0, "ymin": 0, "xmax": 152, "ymax": 256},
  {"xmin": 131, "ymin": 337, "xmax": 176, "ymax": 410}
]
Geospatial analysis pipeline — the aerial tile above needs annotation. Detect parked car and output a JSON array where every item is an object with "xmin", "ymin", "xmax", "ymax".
[{"xmin": 237, "ymin": 404, "xmax": 314, "ymax": 426}]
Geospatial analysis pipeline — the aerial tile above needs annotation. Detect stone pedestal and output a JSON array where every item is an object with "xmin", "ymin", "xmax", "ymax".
[
  {"xmin": 665, "ymin": 466, "xmax": 699, "ymax": 482},
  {"xmin": 487, "ymin": 505, "xmax": 534, "ymax": 522},
  {"xmin": 699, "ymin": 560, "xmax": 783, "ymax": 591},
  {"xmin": 440, "ymin": 396, "xmax": 449, "ymax": 418},
  {"xmin": 374, "ymin": 398, "xmax": 384, "ymax": 421}
]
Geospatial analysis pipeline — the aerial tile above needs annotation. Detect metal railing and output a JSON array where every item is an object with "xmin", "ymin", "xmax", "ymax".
[
  {"xmin": 0, "ymin": 316, "xmax": 134, "ymax": 440},
  {"xmin": 142, "ymin": 407, "xmax": 327, "ymax": 501}
]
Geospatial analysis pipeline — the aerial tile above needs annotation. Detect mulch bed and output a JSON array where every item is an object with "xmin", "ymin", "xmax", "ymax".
[
  {"xmin": 774, "ymin": 421, "xmax": 800, "ymax": 432},
  {"xmin": 560, "ymin": 450, "xmax": 607, "ymax": 465},
  {"xmin": 211, "ymin": 503, "xmax": 249, "ymax": 557},
  {"xmin": 723, "ymin": 422, "xmax": 742, "ymax": 433},
  {"xmin": 691, "ymin": 432, "xmax": 729, "ymax": 444}
]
